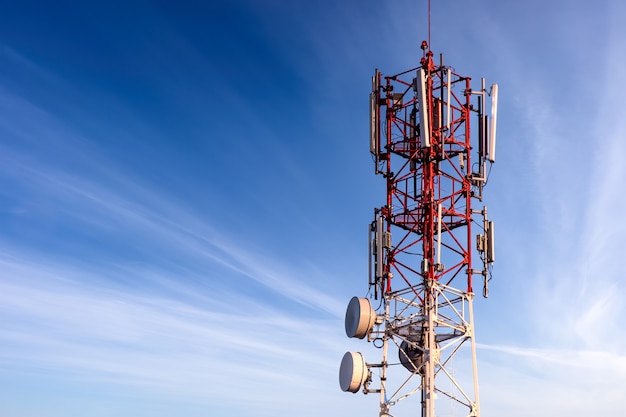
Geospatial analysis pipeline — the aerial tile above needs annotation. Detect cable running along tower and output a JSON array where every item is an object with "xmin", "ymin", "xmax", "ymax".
[{"xmin": 339, "ymin": 11, "xmax": 498, "ymax": 417}]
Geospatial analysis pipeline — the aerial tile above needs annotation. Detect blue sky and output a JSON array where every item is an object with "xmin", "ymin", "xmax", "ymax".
[{"xmin": 1, "ymin": 1, "xmax": 625, "ymax": 416}]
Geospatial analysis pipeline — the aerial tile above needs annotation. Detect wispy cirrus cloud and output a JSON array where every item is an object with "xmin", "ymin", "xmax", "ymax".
[
  {"xmin": 0, "ymin": 253, "xmax": 349, "ymax": 414},
  {"xmin": 0, "ymin": 77, "xmax": 353, "ymax": 415},
  {"xmin": 477, "ymin": 341, "xmax": 626, "ymax": 417},
  {"xmin": 451, "ymin": 4, "xmax": 626, "ymax": 415},
  {"xmin": 524, "ymin": 13, "xmax": 626, "ymax": 353},
  {"xmin": 0, "ymin": 87, "xmax": 344, "ymax": 316}
]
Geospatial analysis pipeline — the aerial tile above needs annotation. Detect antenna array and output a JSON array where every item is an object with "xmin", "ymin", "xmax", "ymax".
[{"xmin": 340, "ymin": 39, "xmax": 498, "ymax": 417}]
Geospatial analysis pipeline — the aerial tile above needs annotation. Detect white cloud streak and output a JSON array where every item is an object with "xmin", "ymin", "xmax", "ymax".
[
  {"xmin": 452, "ymin": 3, "xmax": 626, "ymax": 415},
  {"xmin": 477, "ymin": 342, "xmax": 626, "ymax": 417},
  {"xmin": 0, "ymin": 253, "xmax": 353, "ymax": 416},
  {"xmin": 0, "ymin": 83, "xmax": 353, "ymax": 415},
  {"xmin": 0, "ymin": 113, "xmax": 343, "ymax": 318}
]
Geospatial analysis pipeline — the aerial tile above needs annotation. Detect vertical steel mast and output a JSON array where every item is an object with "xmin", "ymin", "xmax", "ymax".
[{"xmin": 339, "ymin": 22, "xmax": 498, "ymax": 417}]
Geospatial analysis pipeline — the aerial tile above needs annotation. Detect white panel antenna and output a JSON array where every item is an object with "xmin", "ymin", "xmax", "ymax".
[
  {"xmin": 436, "ymin": 203, "xmax": 442, "ymax": 266},
  {"xmin": 375, "ymin": 216, "xmax": 384, "ymax": 279},
  {"xmin": 370, "ymin": 92, "xmax": 377, "ymax": 155},
  {"xmin": 370, "ymin": 71, "xmax": 380, "ymax": 157},
  {"xmin": 416, "ymin": 68, "xmax": 430, "ymax": 147},
  {"xmin": 446, "ymin": 68, "xmax": 451, "ymax": 131},
  {"xmin": 486, "ymin": 220, "xmax": 495, "ymax": 263},
  {"xmin": 488, "ymin": 83, "xmax": 498, "ymax": 162},
  {"xmin": 368, "ymin": 223, "xmax": 373, "ymax": 287}
]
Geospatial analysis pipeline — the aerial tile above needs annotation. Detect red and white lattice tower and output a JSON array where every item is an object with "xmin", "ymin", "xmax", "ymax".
[{"xmin": 339, "ymin": 37, "xmax": 498, "ymax": 417}]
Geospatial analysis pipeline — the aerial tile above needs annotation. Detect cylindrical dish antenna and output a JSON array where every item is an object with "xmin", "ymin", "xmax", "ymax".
[
  {"xmin": 345, "ymin": 297, "xmax": 376, "ymax": 339},
  {"xmin": 339, "ymin": 352, "xmax": 368, "ymax": 393}
]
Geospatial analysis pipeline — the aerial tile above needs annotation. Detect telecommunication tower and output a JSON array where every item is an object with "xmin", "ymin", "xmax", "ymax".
[{"xmin": 338, "ymin": 11, "xmax": 498, "ymax": 417}]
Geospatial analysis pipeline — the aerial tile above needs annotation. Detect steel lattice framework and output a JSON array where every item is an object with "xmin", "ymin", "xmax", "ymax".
[{"xmin": 340, "ymin": 42, "xmax": 497, "ymax": 417}]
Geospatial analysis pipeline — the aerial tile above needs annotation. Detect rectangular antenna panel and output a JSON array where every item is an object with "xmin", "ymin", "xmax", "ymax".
[
  {"xmin": 409, "ymin": 110, "xmax": 417, "ymax": 171},
  {"xmin": 436, "ymin": 203, "xmax": 442, "ymax": 265},
  {"xmin": 488, "ymin": 83, "xmax": 498, "ymax": 162},
  {"xmin": 446, "ymin": 69, "xmax": 451, "ymax": 131},
  {"xmin": 486, "ymin": 221, "xmax": 495, "ymax": 263},
  {"xmin": 416, "ymin": 68, "xmax": 431, "ymax": 147},
  {"xmin": 370, "ymin": 92, "xmax": 378, "ymax": 155},
  {"xmin": 368, "ymin": 223, "xmax": 374, "ymax": 286},
  {"xmin": 376, "ymin": 216, "xmax": 384, "ymax": 278},
  {"xmin": 370, "ymin": 71, "xmax": 380, "ymax": 156}
]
